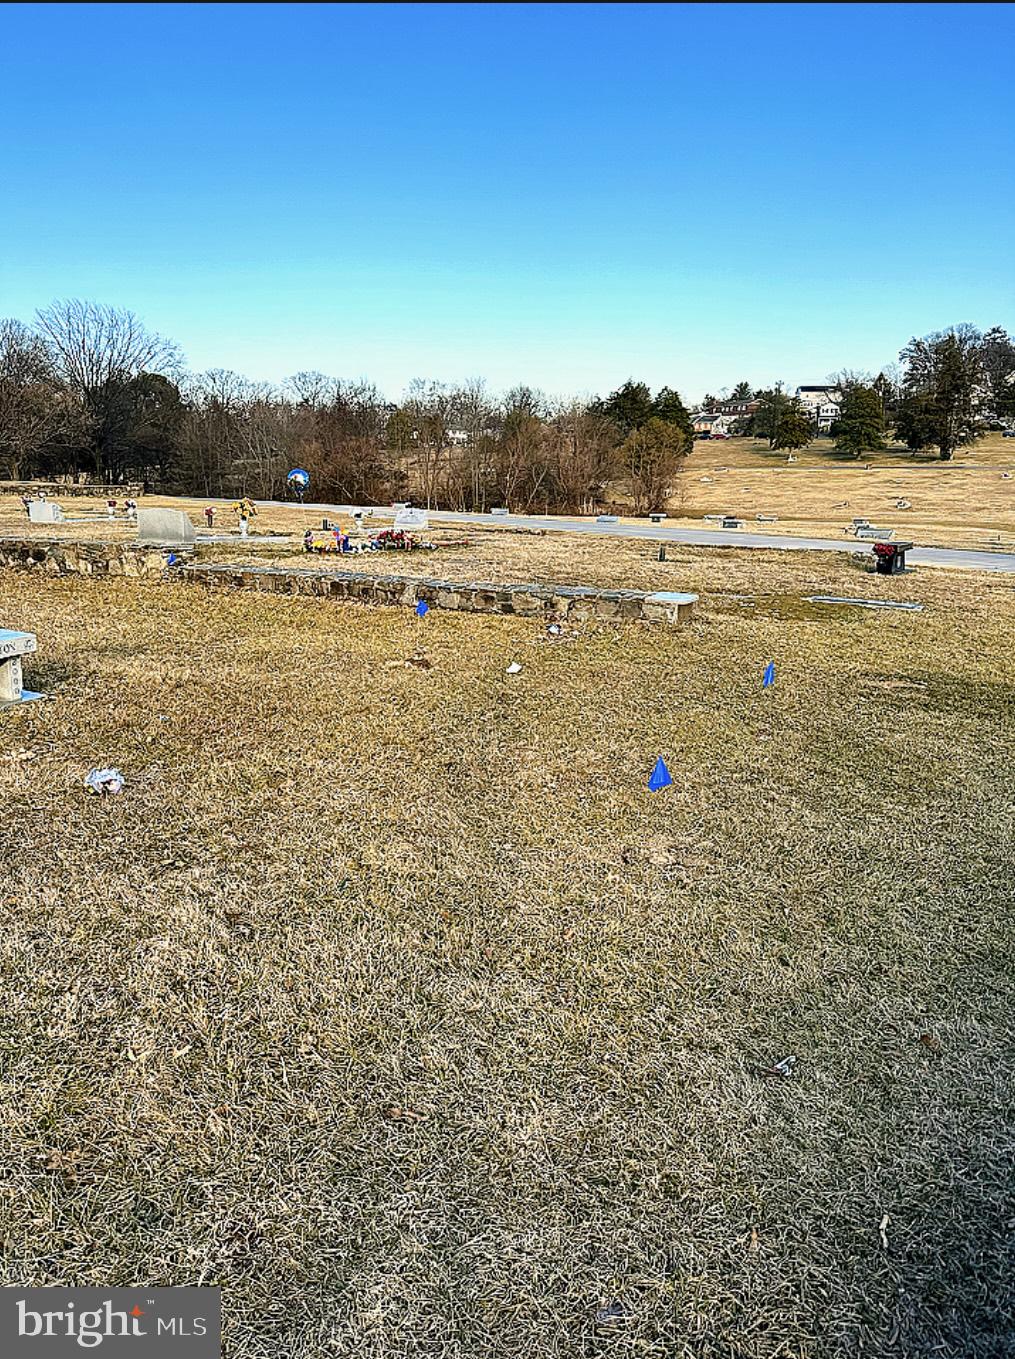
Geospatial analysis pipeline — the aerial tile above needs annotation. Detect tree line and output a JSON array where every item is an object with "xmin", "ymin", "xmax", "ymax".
[
  {"xmin": 1, "ymin": 302, "xmax": 1013, "ymax": 515},
  {"xmin": 707, "ymin": 325, "xmax": 1015, "ymax": 461}
]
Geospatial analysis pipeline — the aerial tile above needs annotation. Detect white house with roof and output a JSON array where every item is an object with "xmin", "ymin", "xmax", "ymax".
[{"xmin": 795, "ymin": 386, "xmax": 842, "ymax": 431}]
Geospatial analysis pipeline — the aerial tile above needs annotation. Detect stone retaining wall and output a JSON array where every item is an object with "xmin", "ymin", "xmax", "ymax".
[
  {"xmin": 0, "ymin": 538, "xmax": 167, "ymax": 578},
  {"xmin": 1, "ymin": 482, "xmax": 145, "ymax": 499},
  {"xmin": 0, "ymin": 539, "xmax": 698, "ymax": 623},
  {"xmin": 181, "ymin": 563, "xmax": 697, "ymax": 624}
]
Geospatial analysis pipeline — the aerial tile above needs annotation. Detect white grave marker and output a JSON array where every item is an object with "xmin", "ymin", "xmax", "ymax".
[
  {"xmin": 137, "ymin": 508, "xmax": 196, "ymax": 546},
  {"xmin": 0, "ymin": 629, "xmax": 44, "ymax": 706},
  {"xmin": 27, "ymin": 501, "xmax": 64, "ymax": 524}
]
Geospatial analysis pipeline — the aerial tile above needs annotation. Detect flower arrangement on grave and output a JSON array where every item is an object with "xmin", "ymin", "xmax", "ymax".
[
  {"xmin": 303, "ymin": 528, "xmax": 350, "ymax": 554},
  {"xmin": 370, "ymin": 528, "xmax": 434, "ymax": 551}
]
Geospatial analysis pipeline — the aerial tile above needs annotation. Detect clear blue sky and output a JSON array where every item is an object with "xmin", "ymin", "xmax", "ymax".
[{"xmin": 1, "ymin": 2, "xmax": 1012, "ymax": 403}]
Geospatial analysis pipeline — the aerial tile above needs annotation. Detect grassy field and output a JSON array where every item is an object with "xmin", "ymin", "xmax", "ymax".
[
  {"xmin": 674, "ymin": 433, "xmax": 1015, "ymax": 551},
  {"xmin": 1, "ymin": 541, "xmax": 1013, "ymax": 1357}
]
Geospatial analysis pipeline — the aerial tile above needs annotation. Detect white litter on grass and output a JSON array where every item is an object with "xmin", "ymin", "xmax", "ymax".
[
  {"xmin": 505, "ymin": 662, "xmax": 523, "ymax": 675},
  {"xmin": 84, "ymin": 767, "xmax": 125, "ymax": 795},
  {"xmin": 761, "ymin": 1054, "xmax": 798, "ymax": 1078}
]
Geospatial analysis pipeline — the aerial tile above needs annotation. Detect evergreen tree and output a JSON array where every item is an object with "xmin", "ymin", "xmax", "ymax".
[
  {"xmin": 893, "ymin": 393, "xmax": 939, "ymax": 453},
  {"xmin": 872, "ymin": 371, "xmax": 898, "ymax": 424},
  {"xmin": 652, "ymin": 386, "xmax": 693, "ymax": 439},
  {"xmin": 772, "ymin": 403, "xmax": 812, "ymax": 452},
  {"xmin": 598, "ymin": 380, "xmax": 653, "ymax": 435},
  {"xmin": 751, "ymin": 385, "xmax": 792, "ymax": 447},
  {"xmin": 898, "ymin": 326, "xmax": 983, "ymax": 459},
  {"xmin": 978, "ymin": 326, "xmax": 1015, "ymax": 417},
  {"xmin": 731, "ymin": 381, "xmax": 753, "ymax": 401},
  {"xmin": 833, "ymin": 384, "xmax": 887, "ymax": 456}
]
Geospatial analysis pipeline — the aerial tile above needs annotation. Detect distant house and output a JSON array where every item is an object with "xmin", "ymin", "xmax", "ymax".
[
  {"xmin": 692, "ymin": 398, "xmax": 758, "ymax": 436},
  {"xmin": 692, "ymin": 412, "xmax": 741, "ymax": 437},
  {"xmin": 715, "ymin": 398, "xmax": 760, "ymax": 418},
  {"xmin": 795, "ymin": 386, "xmax": 842, "ymax": 431}
]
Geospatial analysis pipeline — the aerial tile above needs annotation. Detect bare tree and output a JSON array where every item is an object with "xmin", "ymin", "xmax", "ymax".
[
  {"xmin": 295, "ymin": 378, "xmax": 393, "ymax": 504},
  {"xmin": 620, "ymin": 417, "xmax": 689, "ymax": 515},
  {"xmin": 286, "ymin": 371, "xmax": 337, "ymax": 408},
  {"xmin": 492, "ymin": 387, "xmax": 550, "ymax": 510},
  {"xmin": 546, "ymin": 400, "xmax": 619, "ymax": 514},
  {"xmin": 0, "ymin": 318, "xmax": 81, "ymax": 480},
  {"xmin": 34, "ymin": 300, "xmax": 183, "ymax": 482},
  {"xmin": 400, "ymin": 380, "xmax": 460, "ymax": 508}
]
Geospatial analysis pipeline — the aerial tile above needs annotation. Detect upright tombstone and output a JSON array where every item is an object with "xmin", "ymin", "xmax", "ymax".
[
  {"xmin": 137, "ymin": 508, "xmax": 196, "ymax": 547},
  {"xmin": 27, "ymin": 501, "xmax": 64, "ymax": 524},
  {"xmin": 0, "ymin": 629, "xmax": 44, "ymax": 707},
  {"xmin": 393, "ymin": 507, "xmax": 429, "ymax": 531}
]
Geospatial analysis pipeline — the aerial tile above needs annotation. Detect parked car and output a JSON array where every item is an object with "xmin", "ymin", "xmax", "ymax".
[{"xmin": 1003, "ymin": 430, "xmax": 1015, "ymax": 438}]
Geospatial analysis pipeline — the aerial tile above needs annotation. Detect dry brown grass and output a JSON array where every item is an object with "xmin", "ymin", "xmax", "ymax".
[
  {"xmin": 1, "ymin": 540, "xmax": 1013, "ymax": 1358},
  {"xmin": 673, "ymin": 434, "xmax": 1015, "ymax": 551}
]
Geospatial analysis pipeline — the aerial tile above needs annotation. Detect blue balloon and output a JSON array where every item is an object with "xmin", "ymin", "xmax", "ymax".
[{"xmin": 415, "ymin": 600, "xmax": 429, "ymax": 617}]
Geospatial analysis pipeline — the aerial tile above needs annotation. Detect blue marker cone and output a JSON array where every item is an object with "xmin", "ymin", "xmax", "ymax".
[
  {"xmin": 415, "ymin": 600, "xmax": 429, "ymax": 618},
  {"xmin": 762, "ymin": 661, "xmax": 775, "ymax": 688},
  {"xmin": 648, "ymin": 757, "xmax": 673, "ymax": 792}
]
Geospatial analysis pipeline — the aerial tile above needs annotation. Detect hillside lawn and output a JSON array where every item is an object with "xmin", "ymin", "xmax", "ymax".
[
  {"xmin": 671, "ymin": 432, "xmax": 1015, "ymax": 552},
  {"xmin": 1, "ymin": 540, "xmax": 1012, "ymax": 1358}
]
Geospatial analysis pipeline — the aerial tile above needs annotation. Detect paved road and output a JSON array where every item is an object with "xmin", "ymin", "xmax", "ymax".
[{"xmin": 231, "ymin": 498, "xmax": 1015, "ymax": 575}]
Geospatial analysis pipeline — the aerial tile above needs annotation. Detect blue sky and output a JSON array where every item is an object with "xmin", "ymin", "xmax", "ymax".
[{"xmin": 1, "ymin": 2, "xmax": 1012, "ymax": 402}]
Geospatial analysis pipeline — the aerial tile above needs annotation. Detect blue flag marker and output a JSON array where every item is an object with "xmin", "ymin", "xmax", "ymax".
[
  {"xmin": 763, "ymin": 661, "xmax": 776, "ymax": 688},
  {"xmin": 415, "ymin": 600, "xmax": 429, "ymax": 618},
  {"xmin": 648, "ymin": 757, "xmax": 673, "ymax": 792}
]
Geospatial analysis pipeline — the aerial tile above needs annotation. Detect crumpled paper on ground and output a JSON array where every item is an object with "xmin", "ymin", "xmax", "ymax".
[{"xmin": 84, "ymin": 767, "xmax": 125, "ymax": 795}]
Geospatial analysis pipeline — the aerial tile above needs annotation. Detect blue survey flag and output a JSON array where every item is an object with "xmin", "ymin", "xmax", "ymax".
[
  {"xmin": 415, "ymin": 600, "xmax": 429, "ymax": 617},
  {"xmin": 648, "ymin": 756, "xmax": 673, "ymax": 792},
  {"xmin": 763, "ymin": 661, "xmax": 775, "ymax": 688}
]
